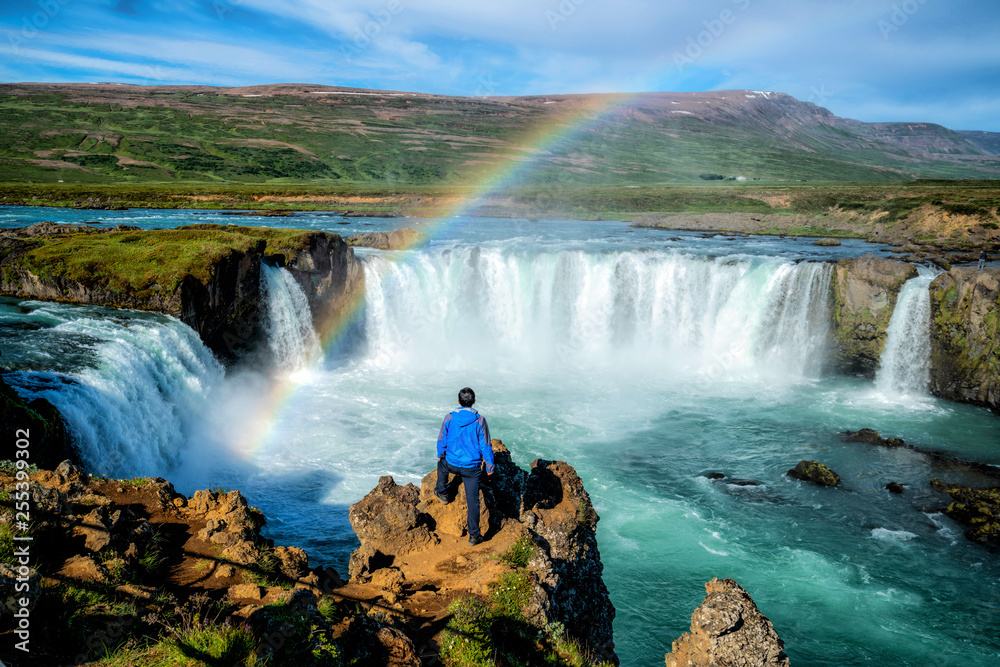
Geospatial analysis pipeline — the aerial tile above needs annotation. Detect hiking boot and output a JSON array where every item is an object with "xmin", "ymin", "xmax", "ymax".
[
  {"xmin": 434, "ymin": 491, "xmax": 451, "ymax": 505},
  {"xmin": 468, "ymin": 534, "xmax": 483, "ymax": 546}
]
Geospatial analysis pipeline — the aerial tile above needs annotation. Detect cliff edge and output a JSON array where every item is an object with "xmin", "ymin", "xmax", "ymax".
[
  {"xmin": 0, "ymin": 222, "xmax": 364, "ymax": 364},
  {"xmin": 342, "ymin": 439, "xmax": 617, "ymax": 664}
]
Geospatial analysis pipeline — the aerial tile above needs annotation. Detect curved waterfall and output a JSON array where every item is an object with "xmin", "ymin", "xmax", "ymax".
[{"xmin": 360, "ymin": 247, "xmax": 833, "ymax": 378}]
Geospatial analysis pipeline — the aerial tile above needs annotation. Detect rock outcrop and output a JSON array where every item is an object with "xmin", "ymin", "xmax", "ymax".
[
  {"xmin": 786, "ymin": 460, "xmax": 840, "ymax": 486},
  {"xmin": 346, "ymin": 439, "xmax": 618, "ymax": 664},
  {"xmin": 345, "ymin": 227, "xmax": 428, "ymax": 250},
  {"xmin": 829, "ymin": 255, "xmax": 917, "ymax": 376},
  {"xmin": 844, "ymin": 428, "xmax": 905, "ymax": 448},
  {"xmin": 928, "ymin": 267, "xmax": 1000, "ymax": 413},
  {"xmin": 665, "ymin": 578, "xmax": 790, "ymax": 667},
  {"xmin": 0, "ymin": 223, "xmax": 364, "ymax": 364},
  {"xmin": 0, "ymin": 373, "xmax": 75, "ymax": 467},
  {"xmin": 930, "ymin": 479, "xmax": 1000, "ymax": 546}
]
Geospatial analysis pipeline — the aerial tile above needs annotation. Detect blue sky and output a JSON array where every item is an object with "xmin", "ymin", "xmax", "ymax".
[{"xmin": 1, "ymin": 0, "xmax": 999, "ymax": 130}]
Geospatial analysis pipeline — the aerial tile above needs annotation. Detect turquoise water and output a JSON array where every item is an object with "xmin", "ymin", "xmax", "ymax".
[{"xmin": 2, "ymin": 207, "xmax": 999, "ymax": 665}]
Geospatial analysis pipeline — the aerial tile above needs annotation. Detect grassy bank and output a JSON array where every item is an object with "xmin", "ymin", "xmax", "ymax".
[
  {"xmin": 1, "ymin": 224, "xmax": 329, "ymax": 300},
  {"xmin": 3, "ymin": 180, "xmax": 1000, "ymax": 217}
]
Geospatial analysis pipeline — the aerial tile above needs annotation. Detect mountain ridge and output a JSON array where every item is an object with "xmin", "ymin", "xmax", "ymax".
[{"xmin": 1, "ymin": 82, "xmax": 999, "ymax": 184}]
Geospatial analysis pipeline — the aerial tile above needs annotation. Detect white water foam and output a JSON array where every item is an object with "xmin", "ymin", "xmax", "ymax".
[
  {"xmin": 870, "ymin": 528, "xmax": 918, "ymax": 543},
  {"xmin": 260, "ymin": 263, "xmax": 320, "ymax": 370}
]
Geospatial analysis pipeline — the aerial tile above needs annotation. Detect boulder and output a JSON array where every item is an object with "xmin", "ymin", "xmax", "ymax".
[
  {"xmin": 274, "ymin": 545, "xmax": 310, "ymax": 580},
  {"xmin": 787, "ymin": 460, "xmax": 841, "ymax": 486},
  {"xmin": 844, "ymin": 429, "xmax": 905, "ymax": 447},
  {"xmin": 348, "ymin": 544, "xmax": 394, "ymax": 582},
  {"xmin": 664, "ymin": 578, "xmax": 789, "ymax": 667},
  {"xmin": 348, "ymin": 476, "xmax": 436, "ymax": 561},
  {"xmin": 813, "ymin": 237, "xmax": 842, "ymax": 246},
  {"xmin": 830, "ymin": 255, "xmax": 918, "ymax": 376},
  {"xmin": 58, "ymin": 554, "xmax": 105, "ymax": 582},
  {"xmin": 375, "ymin": 627, "xmax": 421, "ymax": 667},
  {"xmin": 886, "ymin": 482, "xmax": 905, "ymax": 494},
  {"xmin": 228, "ymin": 583, "xmax": 264, "ymax": 601},
  {"xmin": 74, "ymin": 506, "xmax": 114, "ymax": 552}
]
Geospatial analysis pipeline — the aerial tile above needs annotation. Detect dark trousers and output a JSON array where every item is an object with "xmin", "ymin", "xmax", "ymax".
[{"xmin": 435, "ymin": 458, "xmax": 483, "ymax": 538}]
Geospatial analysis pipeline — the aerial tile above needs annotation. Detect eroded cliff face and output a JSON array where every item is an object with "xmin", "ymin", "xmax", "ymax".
[
  {"xmin": 928, "ymin": 267, "xmax": 1000, "ymax": 413},
  {"xmin": 0, "ymin": 223, "xmax": 364, "ymax": 365},
  {"xmin": 829, "ymin": 254, "xmax": 917, "ymax": 376}
]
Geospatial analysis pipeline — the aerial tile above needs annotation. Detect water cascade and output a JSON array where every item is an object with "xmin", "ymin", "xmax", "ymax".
[
  {"xmin": 874, "ymin": 267, "xmax": 937, "ymax": 397},
  {"xmin": 6, "ymin": 306, "xmax": 224, "ymax": 477},
  {"xmin": 360, "ymin": 247, "xmax": 833, "ymax": 378},
  {"xmin": 260, "ymin": 263, "xmax": 321, "ymax": 370}
]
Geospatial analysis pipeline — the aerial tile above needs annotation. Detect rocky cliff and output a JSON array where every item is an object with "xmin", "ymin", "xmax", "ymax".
[
  {"xmin": 665, "ymin": 578, "xmax": 790, "ymax": 667},
  {"xmin": 344, "ymin": 439, "xmax": 618, "ymax": 664},
  {"xmin": 0, "ymin": 442, "xmax": 619, "ymax": 666},
  {"xmin": 0, "ymin": 222, "xmax": 364, "ymax": 364},
  {"xmin": 829, "ymin": 254, "xmax": 917, "ymax": 376},
  {"xmin": 928, "ymin": 267, "xmax": 1000, "ymax": 413}
]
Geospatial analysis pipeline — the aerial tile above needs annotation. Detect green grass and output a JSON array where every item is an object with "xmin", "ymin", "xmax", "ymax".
[
  {"xmin": 439, "ymin": 565, "xmax": 610, "ymax": 666},
  {"xmin": 497, "ymin": 536, "xmax": 536, "ymax": 569},
  {"xmin": 246, "ymin": 544, "xmax": 290, "ymax": 589},
  {"xmin": 93, "ymin": 625, "xmax": 265, "ymax": 667},
  {"xmin": 5, "ymin": 224, "xmax": 330, "ymax": 301},
  {"xmin": 1, "ymin": 85, "xmax": 998, "ymax": 189}
]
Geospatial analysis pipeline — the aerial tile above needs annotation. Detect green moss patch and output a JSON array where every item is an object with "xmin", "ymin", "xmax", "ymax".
[{"xmin": 6, "ymin": 224, "xmax": 327, "ymax": 302}]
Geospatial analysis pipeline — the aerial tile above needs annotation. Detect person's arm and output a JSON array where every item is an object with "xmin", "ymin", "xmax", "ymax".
[
  {"xmin": 437, "ymin": 413, "xmax": 452, "ymax": 459},
  {"xmin": 478, "ymin": 415, "xmax": 495, "ymax": 474}
]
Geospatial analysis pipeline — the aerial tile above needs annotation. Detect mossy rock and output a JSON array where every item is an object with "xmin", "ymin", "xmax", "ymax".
[
  {"xmin": 844, "ymin": 429, "xmax": 905, "ymax": 447},
  {"xmin": 930, "ymin": 478, "xmax": 1000, "ymax": 546},
  {"xmin": 787, "ymin": 460, "xmax": 840, "ymax": 486},
  {"xmin": 0, "ymin": 374, "xmax": 76, "ymax": 468}
]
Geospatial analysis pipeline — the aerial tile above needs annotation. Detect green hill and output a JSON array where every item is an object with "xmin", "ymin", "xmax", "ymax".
[{"xmin": 2, "ymin": 83, "xmax": 999, "ymax": 185}]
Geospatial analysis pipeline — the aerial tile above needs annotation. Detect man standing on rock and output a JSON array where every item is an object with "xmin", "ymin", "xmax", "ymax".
[
  {"xmin": 979, "ymin": 249, "xmax": 988, "ymax": 270},
  {"xmin": 435, "ymin": 387, "xmax": 494, "ymax": 546}
]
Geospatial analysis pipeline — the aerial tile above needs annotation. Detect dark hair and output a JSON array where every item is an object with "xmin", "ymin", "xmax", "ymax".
[{"xmin": 458, "ymin": 387, "xmax": 476, "ymax": 407}]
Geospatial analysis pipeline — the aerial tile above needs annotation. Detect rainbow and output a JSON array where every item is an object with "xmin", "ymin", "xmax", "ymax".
[{"xmin": 234, "ymin": 91, "xmax": 641, "ymax": 458}]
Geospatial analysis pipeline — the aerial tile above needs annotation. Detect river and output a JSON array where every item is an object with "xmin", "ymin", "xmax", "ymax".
[{"xmin": 2, "ymin": 206, "xmax": 999, "ymax": 665}]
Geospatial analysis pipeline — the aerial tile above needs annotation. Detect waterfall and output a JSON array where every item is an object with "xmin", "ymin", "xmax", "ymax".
[
  {"xmin": 6, "ymin": 305, "xmax": 224, "ymax": 477},
  {"xmin": 874, "ymin": 267, "xmax": 936, "ymax": 397},
  {"xmin": 360, "ymin": 247, "xmax": 832, "ymax": 378},
  {"xmin": 260, "ymin": 263, "xmax": 320, "ymax": 370}
]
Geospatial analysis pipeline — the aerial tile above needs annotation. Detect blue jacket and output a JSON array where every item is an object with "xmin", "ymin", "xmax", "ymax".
[{"xmin": 437, "ymin": 407, "xmax": 494, "ymax": 473}]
